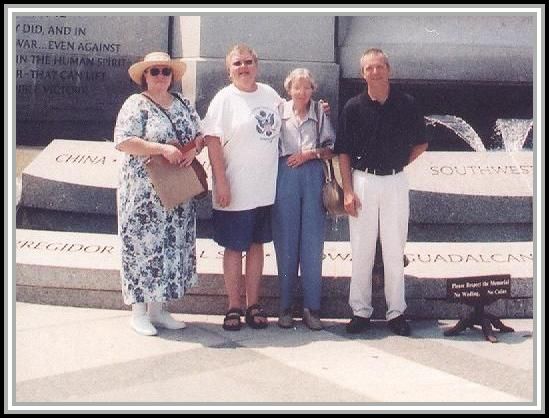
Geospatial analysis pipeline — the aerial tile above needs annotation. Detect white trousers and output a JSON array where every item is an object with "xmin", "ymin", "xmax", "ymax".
[{"xmin": 349, "ymin": 170, "xmax": 409, "ymax": 320}]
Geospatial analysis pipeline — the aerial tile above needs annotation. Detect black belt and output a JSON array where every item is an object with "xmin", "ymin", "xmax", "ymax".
[{"xmin": 363, "ymin": 167, "xmax": 403, "ymax": 176}]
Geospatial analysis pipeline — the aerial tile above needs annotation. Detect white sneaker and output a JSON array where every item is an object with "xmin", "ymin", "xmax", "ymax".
[
  {"xmin": 149, "ymin": 310, "xmax": 187, "ymax": 330},
  {"xmin": 131, "ymin": 315, "xmax": 158, "ymax": 336}
]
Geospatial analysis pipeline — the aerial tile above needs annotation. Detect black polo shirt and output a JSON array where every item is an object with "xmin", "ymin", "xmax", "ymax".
[{"xmin": 334, "ymin": 87, "xmax": 426, "ymax": 171}]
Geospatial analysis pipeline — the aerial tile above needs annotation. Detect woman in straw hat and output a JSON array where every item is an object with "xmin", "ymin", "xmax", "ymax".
[{"xmin": 114, "ymin": 51, "xmax": 204, "ymax": 336}]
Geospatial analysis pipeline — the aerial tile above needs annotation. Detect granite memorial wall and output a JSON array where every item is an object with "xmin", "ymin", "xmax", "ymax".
[
  {"xmin": 14, "ymin": 14, "xmax": 535, "ymax": 318},
  {"xmin": 16, "ymin": 15, "xmax": 168, "ymax": 145}
]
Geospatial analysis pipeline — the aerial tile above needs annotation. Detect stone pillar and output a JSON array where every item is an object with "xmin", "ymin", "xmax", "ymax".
[{"xmin": 172, "ymin": 16, "xmax": 340, "ymax": 118}]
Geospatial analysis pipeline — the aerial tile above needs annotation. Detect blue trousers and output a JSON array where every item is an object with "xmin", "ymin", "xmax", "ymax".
[{"xmin": 272, "ymin": 157, "xmax": 325, "ymax": 312}]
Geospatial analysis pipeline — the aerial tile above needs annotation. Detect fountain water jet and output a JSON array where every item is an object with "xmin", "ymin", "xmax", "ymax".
[
  {"xmin": 425, "ymin": 115, "xmax": 486, "ymax": 152},
  {"xmin": 492, "ymin": 119, "xmax": 534, "ymax": 152}
]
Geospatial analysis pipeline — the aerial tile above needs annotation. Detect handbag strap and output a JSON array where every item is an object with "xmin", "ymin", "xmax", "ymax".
[
  {"xmin": 141, "ymin": 93, "xmax": 195, "ymax": 152},
  {"xmin": 315, "ymin": 100, "xmax": 336, "ymax": 182},
  {"xmin": 313, "ymin": 100, "xmax": 324, "ymax": 148},
  {"xmin": 322, "ymin": 159, "xmax": 336, "ymax": 183}
]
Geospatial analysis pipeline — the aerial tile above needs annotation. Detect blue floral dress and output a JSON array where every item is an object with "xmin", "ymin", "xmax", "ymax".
[{"xmin": 114, "ymin": 93, "xmax": 202, "ymax": 305}]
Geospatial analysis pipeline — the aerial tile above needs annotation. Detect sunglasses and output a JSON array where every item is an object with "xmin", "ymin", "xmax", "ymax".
[
  {"xmin": 147, "ymin": 67, "xmax": 172, "ymax": 76},
  {"xmin": 231, "ymin": 59, "xmax": 254, "ymax": 67}
]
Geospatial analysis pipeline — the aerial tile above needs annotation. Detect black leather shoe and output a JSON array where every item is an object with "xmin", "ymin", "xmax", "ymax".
[
  {"xmin": 387, "ymin": 315, "xmax": 411, "ymax": 336},
  {"xmin": 346, "ymin": 316, "xmax": 370, "ymax": 334}
]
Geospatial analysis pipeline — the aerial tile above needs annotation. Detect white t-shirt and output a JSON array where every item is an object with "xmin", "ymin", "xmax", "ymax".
[{"xmin": 203, "ymin": 83, "xmax": 282, "ymax": 211}]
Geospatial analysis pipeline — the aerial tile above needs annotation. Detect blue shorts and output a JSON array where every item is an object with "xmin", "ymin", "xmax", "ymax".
[{"xmin": 212, "ymin": 205, "xmax": 273, "ymax": 251}]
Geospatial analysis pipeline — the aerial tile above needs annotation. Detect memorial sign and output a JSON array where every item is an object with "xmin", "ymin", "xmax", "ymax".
[
  {"xmin": 444, "ymin": 274, "xmax": 515, "ymax": 343},
  {"xmin": 447, "ymin": 275, "xmax": 511, "ymax": 303}
]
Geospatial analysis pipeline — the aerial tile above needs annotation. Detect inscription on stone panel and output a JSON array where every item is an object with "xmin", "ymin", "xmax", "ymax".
[
  {"xmin": 22, "ymin": 139, "xmax": 120, "ymax": 188},
  {"xmin": 17, "ymin": 239, "xmax": 114, "ymax": 255},
  {"xmin": 196, "ymin": 241, "xmax": 533, "ymax": 279},
  {"xmin": 15, "ymin": 16, "xmax": 166, "ymax": 121},
  {"xmin": 15, "ymin": 230, "xmax": 533, "ymax": 283},
  {"xmin": 15, "ymin": 229, "xmax": 120, "ymax": 271},
  {"xmin": 406, "ymin": 152, "xmax": 533, "ymax": 197},
  {"xmin": 20, "ymin": 140, "xmax": 121, "ymax": 213},
  {"xmin": 403, "ymin": 242, "xmax": 532, "ymax": 279},
  {"xmin": 405, "ymin": 252, "xmax": 533, "ymax": 264},
  {"xmin": 405, "ymin": 151, "xmax": 533, "ymax": 224},
  {"xmin": 429, "ymin": 165, "xmax": 533, "ymax": 177}
]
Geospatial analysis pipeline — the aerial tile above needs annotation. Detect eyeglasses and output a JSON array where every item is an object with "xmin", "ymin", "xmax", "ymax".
[
  {"xmin": 231, "ymin": 59, "xmax": 254, "ymax": 67},
  {"xmin": 147, "ymin": 67, "xmax": 172, "ymax": 76}
]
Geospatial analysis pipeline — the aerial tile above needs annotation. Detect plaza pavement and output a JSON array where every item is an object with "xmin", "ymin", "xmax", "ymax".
[{"xmin": 13, "ymin": 302, "xmax": 537, "ymax": 411}]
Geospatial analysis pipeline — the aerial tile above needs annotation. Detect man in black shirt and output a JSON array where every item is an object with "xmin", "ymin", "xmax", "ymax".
[{"xmin": 335, "ymin": 48, "xmax": 428, "ymax": 336}]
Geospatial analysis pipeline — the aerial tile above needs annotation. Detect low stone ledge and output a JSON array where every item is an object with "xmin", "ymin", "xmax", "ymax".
[
  {"xmin": 16, "ymin": 229, "xmax": 534, "ymax": 319},
  {"xmin": 406, "ymin": 151, "xmax": 533, "ymax": 224},
  {"xmin": 19, "ymin": 143, "xmax": 533, "ymax": 225}
]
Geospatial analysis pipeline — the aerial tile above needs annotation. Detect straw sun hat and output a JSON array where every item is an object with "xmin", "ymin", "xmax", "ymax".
[{"xmin": 128, "ymin": 51, "xmax": 187, "ymax": 85}]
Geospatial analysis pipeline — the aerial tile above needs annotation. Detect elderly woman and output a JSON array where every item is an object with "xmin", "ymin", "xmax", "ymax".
[
  {"xmin": 273, "ymin": 68, "xmax": 336, "ymax": 331},
  {"xmin": 114, "ymin": 51, "xmax": 204, "ymax": 336},
  {"xmin": 202, "ymin": 44, "xmax": 283, "ymax": 331}
]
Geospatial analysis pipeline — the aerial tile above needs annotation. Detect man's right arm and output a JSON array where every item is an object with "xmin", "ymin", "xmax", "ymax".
[
  {"xmin": 408, "ymin": 142, "xmax": 428, "ymax": 165},
  {"xmin": 339, "ymin": 153, "xmax": 361, "ymax": 217},
  {"xmin": 205, "ymin": 136, "xmax": 230, "ymax": 208}
]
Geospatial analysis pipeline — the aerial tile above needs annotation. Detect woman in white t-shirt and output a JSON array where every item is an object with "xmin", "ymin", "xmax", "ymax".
[{"xmin": 202, "ymin": 44, "xmax": 282, "ymax": 331}]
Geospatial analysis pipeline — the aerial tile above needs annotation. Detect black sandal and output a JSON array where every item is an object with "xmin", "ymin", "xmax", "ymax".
[
  {"xmin": 222, "ymin": 308, "xmax": 243, "ymax": 331},
  {"xmin": 245, "ymin": 304, "xmax": 268, "ymax": 329}
]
